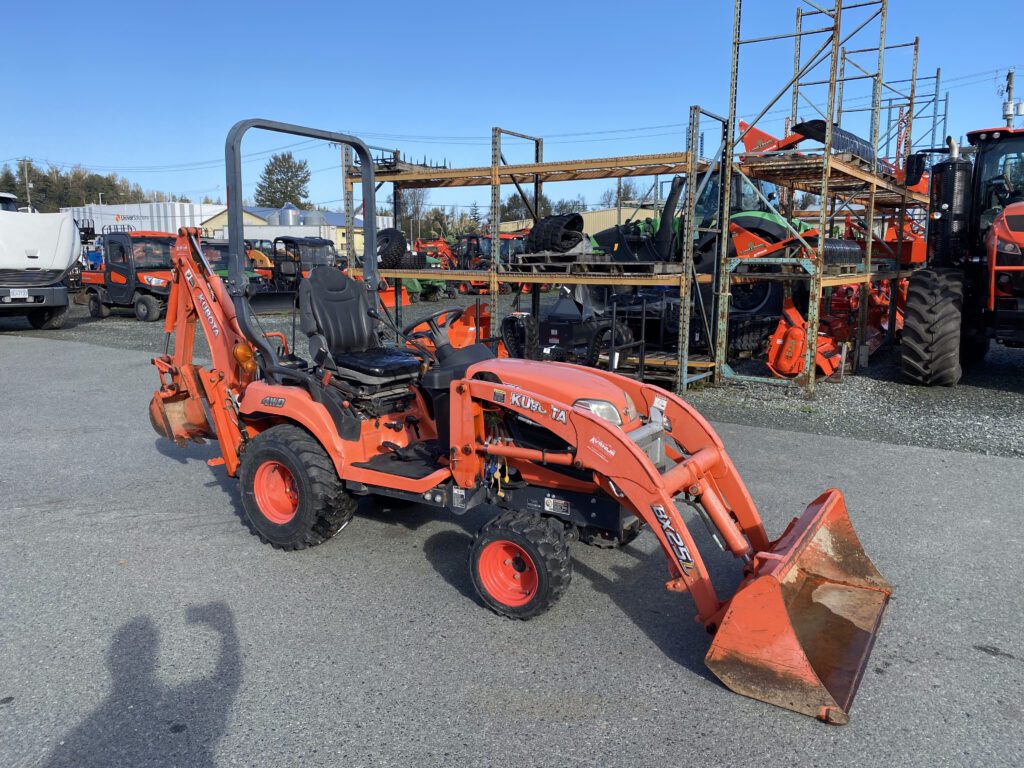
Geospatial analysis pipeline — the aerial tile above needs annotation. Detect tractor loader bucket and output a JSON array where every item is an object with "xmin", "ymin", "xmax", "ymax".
[
  {"xmin": 705, "ymin": 489, "xmax": 891, "ymax": 724},
  {"xmin": 248, "ymin": 290, "xmax": 298, "ymax": 315}
]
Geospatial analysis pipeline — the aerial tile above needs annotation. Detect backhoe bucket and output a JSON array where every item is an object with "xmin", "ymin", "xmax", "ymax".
[
  {"xmin": 149, "ymin": 390, "xmax": 211, "ymax": 446},
  {"xmin": 705, "ymin": 489, "xmax": 891, "ymax": 724},
  {"xmin": 248, "ymin": 290, "xmax": 298, "ymax": 315}
]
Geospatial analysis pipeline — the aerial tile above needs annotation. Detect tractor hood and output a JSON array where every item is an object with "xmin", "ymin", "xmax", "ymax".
[
  {"xmin": 990, "ymin": 201, "xmax": 1024, "ymax": 246},
  {"xmin": 0, "ymin": 211, "xmax": 81, "ymax": 277},
  {"xmin": 467, "ymin": 358, "xmax": 638, "ymax": 427}
]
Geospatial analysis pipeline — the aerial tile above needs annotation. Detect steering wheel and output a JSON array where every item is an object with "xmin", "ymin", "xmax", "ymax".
[{"xmin": 402, "ymin": 307, "xmax": 465, "ymax": 348}]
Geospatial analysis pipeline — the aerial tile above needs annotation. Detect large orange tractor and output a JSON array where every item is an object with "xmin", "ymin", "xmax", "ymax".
[
  {"xmin": 901, "ymin": 129, "xmax": 1024, "ymax": 384},
  {"xmin": 149, "ymin": 119, "xmax": 891, "ymax": 723}
]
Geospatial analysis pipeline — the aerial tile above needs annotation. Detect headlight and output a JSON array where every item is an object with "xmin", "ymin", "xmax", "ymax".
[
  {"xmin": 574, "ymin": 398, "xmax": 622, "ymax": 426},
  {"xmin": 144, "ymin": 275, "xmax": 168, "ymax": 287},
  {"xmin": 996, "ymin": 239, "xmax": 1021, "ymax": 256}
]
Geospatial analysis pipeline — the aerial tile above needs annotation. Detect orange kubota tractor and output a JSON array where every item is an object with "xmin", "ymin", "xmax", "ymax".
[{"xmin": 149, "ymin": 120, "xmax": 891, "ymax": 723}]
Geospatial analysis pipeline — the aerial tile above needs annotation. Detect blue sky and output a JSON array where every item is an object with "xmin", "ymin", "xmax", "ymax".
[{"xmin": 4, "ymin": 1, "xmax": 1022, "ymax": 213}]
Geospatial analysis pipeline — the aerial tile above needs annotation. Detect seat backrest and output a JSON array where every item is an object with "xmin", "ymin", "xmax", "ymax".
[
  {"xmin": 299, "ymin": 266, "xmax": 378, "ymax": 356},
  {"xmin": 277, "ymin": 260, "xmax": 298, "ymax": 277}
]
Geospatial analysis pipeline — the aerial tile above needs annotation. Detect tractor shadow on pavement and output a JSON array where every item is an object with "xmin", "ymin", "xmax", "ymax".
[
  {"xmin": 42, "ymin": 602, "xmax": 241, "ymax": 768},
  {"xmin": 420, "ymin": 527, "xmax": 724, "ymax": 684},
  {"xmin": 572, "ymin": 548, "xmax": 721, "ymax": 684},
  {"xmin": 153, "ymin": 437, "xmax": 244, "ymax": 509},
  {"xmin": 421, "ymin": 529, "xmax": 481, "ymax": 604}
]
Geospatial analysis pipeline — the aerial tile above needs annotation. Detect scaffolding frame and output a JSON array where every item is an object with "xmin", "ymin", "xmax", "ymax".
[
  {"xmin": 712, "ymin": 0, "xmax": 929, "ymax": 395},
  {"xmin": 341, "ymin": 131, "xmax": 715, "ymax": 392}
]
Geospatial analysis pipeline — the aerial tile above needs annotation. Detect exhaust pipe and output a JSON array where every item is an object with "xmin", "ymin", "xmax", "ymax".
[
  {"xmin": 653, "ymin": 175, "xmax": 685, "ymax": 261},
  {"xmin": 946, "ymin": 135, "xmax": 959, "ymax": 160}
]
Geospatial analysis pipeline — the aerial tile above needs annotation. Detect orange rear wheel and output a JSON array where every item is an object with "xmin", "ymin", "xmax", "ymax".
[
  {"xmin": 239, "ymin": 424, "xmax": 355, "ymax": 550},
  {"xmin": 253, "ymin": 460, "xmax": 299, "ymax": 524}
]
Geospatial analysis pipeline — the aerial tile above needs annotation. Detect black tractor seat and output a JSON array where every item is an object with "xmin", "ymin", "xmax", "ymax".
[
  {"xmin": 334, "ymin": 348, "xmax": 421, "ymax": 378},
  {"xmin": 299, "ymin": 267, "xmax": 422, "ymax": 392}
]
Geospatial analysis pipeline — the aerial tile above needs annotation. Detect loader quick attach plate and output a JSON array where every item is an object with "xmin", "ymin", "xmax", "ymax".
[{"xmin": 704, "ymin": 489, "xmax": 892, "ymax": 724}]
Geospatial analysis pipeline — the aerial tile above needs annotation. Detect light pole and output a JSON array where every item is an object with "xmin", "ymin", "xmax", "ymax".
[{"xmin": 22, "ymin": 158, "xmax": 32, "ymax": 210}]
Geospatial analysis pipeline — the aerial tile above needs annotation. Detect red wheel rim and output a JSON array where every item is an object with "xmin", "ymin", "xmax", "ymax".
[
  {"xmin": 477, "ymin": 540, "xmax": 538, "ymax": 607},
  {"xmin": 253, "ymin": 460, "xmax": 298, "ymax": 524}
]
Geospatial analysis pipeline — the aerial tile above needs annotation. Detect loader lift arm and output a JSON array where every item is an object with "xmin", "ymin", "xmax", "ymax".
[{"xmin": 451, "ymin": 363, "xmax": 892, "ymax": 723}]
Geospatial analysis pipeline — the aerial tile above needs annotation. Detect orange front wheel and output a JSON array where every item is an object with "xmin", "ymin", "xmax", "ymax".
[
  {"xmin": 470, "ymin": 510, "xmax": 571, "ymax": 620},
  {"xmin": 477, "ymin": 540, "xmax": 539, "ymax": 607}
]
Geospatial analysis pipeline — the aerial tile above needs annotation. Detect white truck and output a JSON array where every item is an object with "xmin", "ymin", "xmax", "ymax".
[{"xmin": 0, "ymin": 193, "xmax": 81, "ymax": 329}]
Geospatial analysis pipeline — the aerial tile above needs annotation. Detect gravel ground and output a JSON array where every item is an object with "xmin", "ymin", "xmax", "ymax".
[
  {"xmin": 1, "ymin": 334, "xmax": 1022, "ymax": 767},
  {"xmin": 3, "ymin": 293, "xmax": 1022, "ymax": 458},
  {"xmin": 684, "ymin": 345, "xmax": 1024, "ymax": 459}
]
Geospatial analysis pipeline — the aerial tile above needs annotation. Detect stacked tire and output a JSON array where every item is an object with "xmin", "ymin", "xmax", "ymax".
[
  {"xmin": 525, "ymin": 213, "xmax": 585, "ymax": 253},
  {"xmin": 377, "ymin": 228, "xmax": 408, "ymax": 269}
]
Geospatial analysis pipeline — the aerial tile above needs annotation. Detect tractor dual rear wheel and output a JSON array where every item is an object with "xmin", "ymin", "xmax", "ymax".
[
  {"xmin": 470, "ymin": 510, "xmax": 571, "ymax": 620},
  {"xmin": 239, "ymin": 424, "xmax": 356, "ymax": 550},
  {"xmin": 900, "ymin": 268, "xmax": 965, "ymax": 386}
]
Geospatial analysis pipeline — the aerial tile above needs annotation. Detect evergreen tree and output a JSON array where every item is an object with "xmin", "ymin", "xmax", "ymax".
[
  {"xmin": 254, "ymin": 152, "xmax": 312, "ymax": 209},
  {"xmin": 0, "ymin": 165, "xmax": 17, "ymax": 197}
]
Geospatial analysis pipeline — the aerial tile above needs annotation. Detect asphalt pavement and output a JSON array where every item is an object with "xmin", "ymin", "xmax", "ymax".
[{"xmin": 0, "ymin": 331, "xmax": 1022, "ymax": 767}]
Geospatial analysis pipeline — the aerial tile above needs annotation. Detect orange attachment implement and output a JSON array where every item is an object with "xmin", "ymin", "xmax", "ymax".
[
  {"xmin": 706, "ymin": 490, "xmax": 892, "ymax": 724},
  {"xmin": 767, "ymin": 299, "xmax": 842, "ymax": 378}
]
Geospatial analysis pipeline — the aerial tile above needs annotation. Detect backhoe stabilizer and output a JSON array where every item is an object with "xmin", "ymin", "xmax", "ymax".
[{"xmin": 705, "ymin": 489, "xmax": 892, "ymax": 724}]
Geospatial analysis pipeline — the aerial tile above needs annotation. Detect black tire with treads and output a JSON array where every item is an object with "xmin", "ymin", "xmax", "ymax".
[
  {"xmin": 501, "ymin": 313, "xmax": 540, "ymax": 359},
  {"xmin": 134, "ymin": 294, "xmax": 161, "ymax": 322},
  {"xmin": 27, "ymin": 305, "xmax": 69, "ymax": 330},
  {"xmin": 470, "ymin": 510, "xmax": 571, "ymax": 620},
  {"xmin": 900, "ymin": 268, "xmax": 964, "ymax": 386},
  {"xmin": 377, "ymin": 228, "xmax": 407, "ymax": 269},
  {"xmin": 584, "ymin": 322, "xmax": 633, "ymax": 367},
  {"xmin": 88, "ymin": 293, "xmax": 111, "ymax": 318},
  {"xmin": 239, "ymin": 424, "xmax": 355, "ymax": 550},
  {"xmin": 396, "ymin": 251, "xmax": 425, "ymax": 269}
]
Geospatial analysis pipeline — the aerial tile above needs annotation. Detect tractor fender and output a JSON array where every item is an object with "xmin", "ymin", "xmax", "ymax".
[
  {"xmin": 730, "ymin": 212, "xmax": 808, "ymax": 242},
  {"xmin": 239, "ymin": 381, "xmax": 351, "ymax": 476}
]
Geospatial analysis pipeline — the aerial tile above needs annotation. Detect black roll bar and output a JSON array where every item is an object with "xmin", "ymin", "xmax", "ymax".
[{"xmin": 224, "ymin": 119, "xmax": 378, "ymax": 379}]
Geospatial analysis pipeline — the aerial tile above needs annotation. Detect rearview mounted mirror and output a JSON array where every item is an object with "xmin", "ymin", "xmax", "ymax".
[{"xmin": 904, "ymin": 153, "xmax": 928, "ymax": 187}]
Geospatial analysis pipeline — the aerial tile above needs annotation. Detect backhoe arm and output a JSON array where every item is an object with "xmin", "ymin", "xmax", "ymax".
[{"xmin": 149, "ymin": 228, "xmax": 254, "ymax": 475}]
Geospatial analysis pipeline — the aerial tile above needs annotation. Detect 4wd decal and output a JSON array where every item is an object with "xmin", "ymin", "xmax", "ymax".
[
  {"xmin": 587, "ymin": 435, "xmax": 616, "ymax": 461},
  {"xmin": 652, "ymin": 504, "xmax": 695, "ymax": 573},
  {"xmin": 260, "ymin": 396, "xmax": 285, "ymax": 408},
  {"xmin": 492, "ymin": 388, "xmax": 506, "ymax": 404},
  {"xmin": 510, "ymin": 392, "xmax": 547, "ymax": 415}
]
